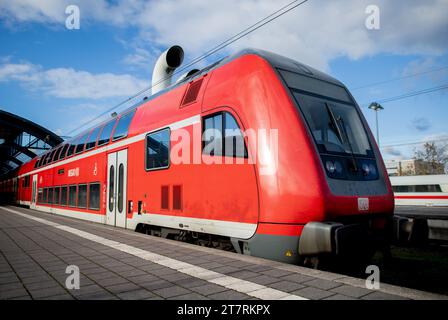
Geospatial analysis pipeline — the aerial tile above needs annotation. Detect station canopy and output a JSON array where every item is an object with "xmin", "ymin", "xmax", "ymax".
[{"xmin": 0, "ymin": 110, "xmax": 63, "ymax": 178}]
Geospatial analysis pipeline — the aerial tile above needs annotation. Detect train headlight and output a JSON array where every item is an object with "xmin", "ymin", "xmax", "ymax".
[
  {"xmin": 326, "ymin": 160, "xmax": 336, "ymax": 173},
  {"xmin": 362, "ymin": 163, "xmax": 370, "ymax": 176},
  {"xmin": 334, "ymin": 161, "xmax": 343, "ymax": 174}
]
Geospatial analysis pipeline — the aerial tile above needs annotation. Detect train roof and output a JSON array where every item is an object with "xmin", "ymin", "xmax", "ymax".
[{"xmin": 24, "ymin": 48, "xmax": 348, "ymax": 167}]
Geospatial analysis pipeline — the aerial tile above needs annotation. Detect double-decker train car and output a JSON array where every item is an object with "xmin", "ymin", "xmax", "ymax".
[
  {"xmin": 391, "ymin": 175, "xmax": 448, "ymax": 206},
  {"xmin": 1, "ymin": 46, "xmax": 394, "ymax": 264}
]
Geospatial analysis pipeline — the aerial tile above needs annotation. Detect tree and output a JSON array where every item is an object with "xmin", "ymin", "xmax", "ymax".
[{"xmin": 413, "ymin": 142, "xmax": 448, "ymax": 175}]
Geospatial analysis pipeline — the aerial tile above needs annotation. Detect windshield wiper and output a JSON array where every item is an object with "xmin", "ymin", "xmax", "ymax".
[
  {"xmin": 336, "ymin": 116, "xmax": 358, "ymax": 172},
  {"xmin": 325, "ymin": 103, "xmax": 344, "ymax": 144},
  {"xmin": 325, "ymin": 103, "xmax": 358, "ymax": 172}
]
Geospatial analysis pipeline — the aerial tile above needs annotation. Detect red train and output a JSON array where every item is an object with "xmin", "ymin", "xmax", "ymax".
[{"xmin": 0, "ymin": 46, "xmax": 394, "ymax": 265}]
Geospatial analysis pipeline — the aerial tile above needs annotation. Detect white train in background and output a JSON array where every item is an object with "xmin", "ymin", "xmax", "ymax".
[{"xmin": 390, "ymin": 174, "xmax": 448, "ymax": 207}]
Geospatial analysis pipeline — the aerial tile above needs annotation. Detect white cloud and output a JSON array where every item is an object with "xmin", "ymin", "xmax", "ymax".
[
  {"xmin": 122, "ymin": 47, "xmax": 156, "ymax": 69},
  {"xmin": 1, "ymin": 0, "xmax": 447, "ymax": 71},
  {"xmin": 0, "ymin": 61, "xmax": 149, "ymax": 99}
]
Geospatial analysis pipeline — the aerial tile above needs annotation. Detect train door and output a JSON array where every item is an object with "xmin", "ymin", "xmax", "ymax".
[
  {"xmin": 106, "ymin": 149, "xmax": 128, "ymax": 228},
  {"xmin": 30, "ymin": 174, "xmax": 38, "ymax": 209}
]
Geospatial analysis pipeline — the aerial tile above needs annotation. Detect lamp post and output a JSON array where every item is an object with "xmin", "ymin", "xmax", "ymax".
[{"xmin": 369, "ymin": 102, "xmax": 384, "ymax": 147}]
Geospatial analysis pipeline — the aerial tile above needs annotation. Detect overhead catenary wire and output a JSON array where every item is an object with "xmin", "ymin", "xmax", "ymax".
[
  {"xmin": 380, "ymin": 138, "xmax": 448, "ymax": 149},
  {"xmin": 352, "ymin": 65, "xmax": 448, "ymax": 91},
  {"xmin": 65, "ymin": 0, "xmax": 310, "ymax": 137},
  {"xmin": 360, "ymin": 83, "xmax": 448, "ymax": 107}
]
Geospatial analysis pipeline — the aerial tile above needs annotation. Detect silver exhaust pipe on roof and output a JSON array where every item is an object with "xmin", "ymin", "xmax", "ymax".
[{"xmin": 151, "ymin": 45, "xmax": 184, "ymax": 95}]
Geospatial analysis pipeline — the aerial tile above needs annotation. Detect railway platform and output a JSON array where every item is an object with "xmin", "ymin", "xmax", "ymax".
[{"xmin": 0, "ymin": 205, "xmax": 446, "ymax": 300}]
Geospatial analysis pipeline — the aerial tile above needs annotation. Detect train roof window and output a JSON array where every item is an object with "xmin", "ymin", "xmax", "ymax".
[
  {"xmin": 59, "ymin": 144, "xmax": 69, "ymax": 160},
  {"xmin": 53, "ymin": 146, "xmax": 63, "ymax": 162},
  {"xmin": 85, "ymin": 126, "xmax": 102, "ymax": 150},
  {"xmin": 97, "ymin": 120, "xmax": 117, "ymax": 146},
  {"xmin": 47, "ymin": 149, "xmax": 56, "ymax": 165},
  {"xmin": 66, "ymin": 138, "xmax": 78, "ymax": 158},
  {"xmin": 40, "ymin": 154, "xmax": 48, "ymax": 167},
  {"xmin": 75, "ymin": 132, "xmax": 90, "ymax": 154},
  {"xmin": 36, "ymin": 157, "xmax": 43, "ymax": 168},
  {"xmin": 112, "ymin": 110, "xmax": 135, "ymax": 141}
]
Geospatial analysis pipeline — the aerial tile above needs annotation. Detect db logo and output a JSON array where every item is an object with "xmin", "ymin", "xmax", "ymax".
[
  {"xmin": 68, "ymin": 168, "xmax": 80, "ymax": 177},
  {"xmin": 358, "ymin": 198, "xmax": 369, "ymax": 211}
]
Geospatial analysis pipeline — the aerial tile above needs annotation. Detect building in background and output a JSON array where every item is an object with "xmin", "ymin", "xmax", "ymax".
[{"xmin": 386, "ymin": 159, "xmax": 445, "ymax": 176}]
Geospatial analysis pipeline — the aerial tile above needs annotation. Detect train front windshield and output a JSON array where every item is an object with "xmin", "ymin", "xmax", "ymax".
[
  {"xmin": 293, "ymin": 93, "xmax": 372, "ymax": 157},
  {"xmin": 279, "ymin": 68, "xmax": 378, "ymax": 180},
  {"xmin": 280, "ymin": 70, "xmax": 373, "ymax": 157}
]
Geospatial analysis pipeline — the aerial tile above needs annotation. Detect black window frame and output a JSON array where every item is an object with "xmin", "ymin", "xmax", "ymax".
[
  {"xmin": 75, "ymin": 132, "xmax": 90, "ymax": 155},
  {"xmin": 97, "ymin": 120, "xmax": 117, "ymax": 147},
  {"xmin": 38, "ymin": 188, "xmax": 43, "ymax": 203},
  {"xmin": 85, "ymin": 127, "xmax": 101, "ymax": 151},
  {"xmin": 66, "ymin": 138, "xmax": 78, "ymax": 158},
  {"xmin": 68, "ymin": 185, "xmax": 77, "ymax": 207},
  {"xmin": 54, "ymin": 186, "xmax": 60, "ymax": 205},
  {"xmin": 60, "ymin": 185, "xmax": 68, "ymax": 206},
  {"xmin": 59, "ymin": 144, "xmax": 69, "ymax": 160},
  {"xmin": 52, "ymin": 146, "xmax": 62, "ymax": 163},
  {"xmin": 88, "ymin": 182, "xmax": 101, "ymax": 211},
  {"xmin": 77, "ymin": 184, "xmax": 87, "ymax": 209},
  {"xmin": 43, "ymin": 187, "xmax": 48, "ymax": 204},
  {"xmin": 48, "ymin": 187, "xmax": 54, "ymax": 204},
  {"xmin": 112, "ymin": 110, "xmax": 136, "ymax": 142},
  {"xmin": 202, "ymin": 111, "xmax": 248, "ymax": 158},
  {"xmin": 145, "ymin": 128, "xmax": 171, "ymax": 171}
]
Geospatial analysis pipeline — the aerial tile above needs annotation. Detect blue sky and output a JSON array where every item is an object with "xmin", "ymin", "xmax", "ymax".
[{"xmin": 0, "ymin": 0, "xmax": 447, "ymax": 161}]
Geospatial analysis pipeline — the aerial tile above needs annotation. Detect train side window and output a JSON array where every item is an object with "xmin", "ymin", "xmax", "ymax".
[
  {"xmin": 109, "ymin": 166, "xmax": 114, "ymax": 210},
  {"xmin": 48, "ymin": 187, "xmax": 54, "ymax": 204},
  {"xmin": 43, "ymin": 188, "xmax": 48, "ymax": 203},
  {"xmin": 145, "ymin": 128, "xmax": 170, "ymax": 170},
  {"xmin": 38, "ymin": 188, "xmax": 43, "ymax": 203},
  {"xmin": 61, "ymin": 186, "xmax": 68, "ymax": 206},
  {"xmin": 54, "ymin": 186, "xmax": 60, "ymax": 205},
  {"xmin": 393, "ymin": 184, "xmax": 442, "ymax": 193},
  {"xmin": 112, "ymin": 110, "xmax": 135, "ymax": 141},
  {"xmin": 117, "ymin": 164, "xmax": 124, "ymax": 212},
  {"xmin": 202, "ymin": 112, "xmax": 247, "ymax": 158},
  {"xmin": 75, "ymin": 133, "xmax": 89, "ymax": 154},
  {"xmin": 68, "ymin": 185, "xmax": 77, "ymax": 207},
  {"xmin": 77, "ymin": 184, "xmax": 87, "ymax": 208},
  {"xmin": 224, "ymin": 113, "xmax": 248, "ymax": 158},
  {"xmin": 88, "ymin": 183, "xmax": 100, "ymax": 210},
  {"xmin": 97, "ymin": 120, "xmax": 117, "ymax": 146},
  {"xmin": 85, "ymin": 127, "xmax": 101, "ymax": 150},
  {"xmin": 203, "ymin": 114, "xmax": 223, "ymax": 156},
  {"xmin": 59, "ymin": 144, "xmax": 69, "ymax": 160}
]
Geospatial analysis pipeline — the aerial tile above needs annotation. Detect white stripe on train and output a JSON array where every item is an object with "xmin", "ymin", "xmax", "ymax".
[{"xmin": 30, "ymin": 204, "xmax": 258, "ymax": 239}]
